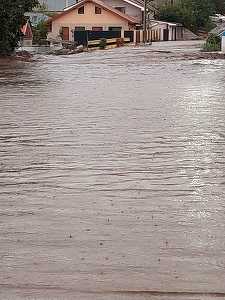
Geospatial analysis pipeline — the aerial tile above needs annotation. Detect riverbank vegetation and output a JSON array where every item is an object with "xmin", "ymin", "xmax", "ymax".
[
  {"xmin": 0, "ymin": 0, "xmax": 38, "ymax": 55},
  {"xmin": 203, "ymin": 33, "xmax": 221, "ymax": 51},
  {"xmin": 214, "ymin": 0, "xmax": 225, "ymax": 14},
  {"xmin": 33, "ymin": 21, "xmax": 48, "ymax": 45},
  {"xmin": 157, "ymin": 0, "xmax": 217, "ymax": 33}
]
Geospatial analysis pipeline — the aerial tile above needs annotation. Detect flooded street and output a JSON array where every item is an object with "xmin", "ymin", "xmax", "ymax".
[{"xmin": 1, "ymin": 41, "xmax": 225, "ymax": 299}]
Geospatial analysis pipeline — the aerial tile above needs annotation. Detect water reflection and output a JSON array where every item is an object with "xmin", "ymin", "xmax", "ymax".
[{"xmin": 1, "ymin": 42, "xmax": 225, "ymax": 297}]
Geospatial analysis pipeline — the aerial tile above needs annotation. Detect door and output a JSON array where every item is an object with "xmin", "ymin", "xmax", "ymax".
[
  {"xmin": 163, "ymin": 29, "xmax": 169, "ymax": 41},
  {"xmin": 136, "ymin": 30, "xmax": 140, "ymax": 43},
  {"xmin": 62, "ymin": 27, "xmax": 69, "ymax": 41}
]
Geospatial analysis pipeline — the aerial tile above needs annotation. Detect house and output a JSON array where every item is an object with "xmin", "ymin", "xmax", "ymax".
[
  {"xmin": 83, "ymin": 0, "xmax": 143, "ymax": 24},
  {"xmin": 149, "ymin": 20, "xmax": 183, "ymax": 41},
  {"xmin": 64, "ymin": 0, "xmax": 156, "ymax": 25},
  {"xmin": 92, "ymin": 0, "xmax": 177, "ymax": 27},
  {"xmin": 21, "ymin": 20, "xmax": 33, "ymax": 46},
  {"xmin": 48, "ymin": 0, "xmax": 138, "ymax": 41}
]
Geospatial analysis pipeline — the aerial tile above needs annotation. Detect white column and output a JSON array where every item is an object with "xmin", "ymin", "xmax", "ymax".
[
  {"xmin": 133, "ymin": 30, "xmax": 136, "ymax": 44},
  {"xmin": 140, "ymin": 30, "xmax": 143, "ymax": 43},
  {"xmin": 222, "ymin": 34, "xmax": 225, "ymax": 53}
]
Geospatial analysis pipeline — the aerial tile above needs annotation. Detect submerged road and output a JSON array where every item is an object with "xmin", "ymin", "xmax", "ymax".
[{"xmin": 1, "ymin": 41, "xmax": 225, "ymax": 299}]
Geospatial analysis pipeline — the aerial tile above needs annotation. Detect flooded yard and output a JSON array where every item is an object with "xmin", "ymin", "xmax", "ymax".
[{"xmin": 1, "ymin": 41, "xmax": 225, "ymax": 299}]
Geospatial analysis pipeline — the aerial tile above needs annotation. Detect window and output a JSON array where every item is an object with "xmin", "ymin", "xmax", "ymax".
[
  {"xmin": 108, "ymin": 26, "xmax": 122, "ymax": 31},
  {"xmin": 75, "ymin": 26, "xmax": 86, "ymax": 31},
  {"xmin": 92, "ymin": 27, "xmax": 103, "ymax": 31},
  {"xmin": 78, "ymin": 6, "xmax": 84, "ymax": 14},
  {"xmin": 115, "ymin": 7, "xmax": 125, "ymax": 14},
  {"xmin": 95, "ymin": 6, "xmax": 101, "ymax": 14}
]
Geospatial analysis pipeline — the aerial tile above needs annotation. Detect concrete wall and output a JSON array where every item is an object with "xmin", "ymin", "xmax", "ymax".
[{"xmin": 51, "ymin": 2, "xmax": 133, "ymax": 40}]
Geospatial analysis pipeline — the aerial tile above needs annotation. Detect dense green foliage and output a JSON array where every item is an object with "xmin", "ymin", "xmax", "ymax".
[
  {"xmin": 214, "ymin": 0, "xmax": 225, "ymax": 14},
  {"xmin": 157, "ymin": 0, "xmax": 215, "ymax": 32},
  {"xmin": 0, "ymin": 0, "xmax": 38, "ymax": 55},
  {"xmin": 203, "ymin": 33, "xmax": 221, "ymax": 51},
  {"xmin": 33, "ymin": 21, "xmax": 48, "ymax": 45}
]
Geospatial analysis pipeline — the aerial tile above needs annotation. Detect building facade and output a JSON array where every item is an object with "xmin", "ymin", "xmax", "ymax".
[
  {"xmin": 48, "ymin": 0, "xmax": 137, "ymax": 41},
  {"xmin": 39, "ymin": 0, "xmax": 177, "ymax": 12}
]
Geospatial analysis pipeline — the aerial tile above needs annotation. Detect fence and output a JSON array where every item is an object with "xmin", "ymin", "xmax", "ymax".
[
  {"xmin": 73, "ymin": 28, "xmax": 181, "ymax": 47},
  {"xmin": 74, "ymin": 30, "xmax": 121, "ymax": 47},
  {"xmin": 134, "ymin": 29, "xmax": 161, "ymax": 44}
]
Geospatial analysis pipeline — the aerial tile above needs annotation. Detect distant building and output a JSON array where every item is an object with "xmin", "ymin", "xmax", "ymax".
[
  {"xmin": 25, "ymin": 12, "xmax": 49, "ymax": 26},
  {"xmin": 39, "ymin": 0, "xmax": 76, "ymax": 11}
]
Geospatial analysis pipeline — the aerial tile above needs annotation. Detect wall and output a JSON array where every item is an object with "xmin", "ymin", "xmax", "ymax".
[{"xmin": 51, "ymin": 2, "xmax": 132, "ymax": 40}]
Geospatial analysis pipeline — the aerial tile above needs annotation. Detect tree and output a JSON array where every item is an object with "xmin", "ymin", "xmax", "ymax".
[
  {"xmin": 0, "ymin": 0, "xmax": 38, "ymax": 55},
  {"xmin": 213, "ymin": 0, "xmax": 225, "ymax": 14},
  {"xmin": 157, "ymin": 0, "xmax": 215, "ymax": 32},
  {"xmin": 33, "ymin": 20, "xmax": 48, "ymax": 45}
]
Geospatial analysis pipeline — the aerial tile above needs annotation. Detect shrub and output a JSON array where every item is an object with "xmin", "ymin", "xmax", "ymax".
[
  {"xmin": 116, "ymin": 38, "xmax": 124, "ymax": 47},
  {"xmin": 33, "ymin": 21, "xmax": 48, "ymax": 45},
  {"xmin": 203, "ymin": 33, "xmax": 221, "ymax": 51},
  {"xmin": 99, "ymin": 38, "xmax": 107, "ymax": 49}
]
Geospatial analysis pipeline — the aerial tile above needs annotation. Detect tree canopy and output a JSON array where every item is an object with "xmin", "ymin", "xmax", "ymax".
[
  {"xmin": 214, "ymin": 0, "xmax": 225, "ymax": 14},
  {"xmin": 0, "ymin": 0, "xmax": 38, "ymax": 55},
  {"xmin": 157, "ymin": 0, "xmax": 216, "ymax": 32}
]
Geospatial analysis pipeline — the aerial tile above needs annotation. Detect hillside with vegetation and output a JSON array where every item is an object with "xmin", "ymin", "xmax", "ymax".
[{"xmin": 157, "ymin": 0, "xmax": 225, "ymax": 33}]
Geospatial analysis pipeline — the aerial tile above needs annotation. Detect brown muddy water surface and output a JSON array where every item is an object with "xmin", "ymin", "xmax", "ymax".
[{"xmin": 1, "ymin": 41, "xmax": 225, "ymax": 299}]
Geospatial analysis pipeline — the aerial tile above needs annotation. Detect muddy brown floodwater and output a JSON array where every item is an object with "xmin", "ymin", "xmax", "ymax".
[{"xmin": 1, "ymin": 41, "xmax": 225, "ymax": 300}]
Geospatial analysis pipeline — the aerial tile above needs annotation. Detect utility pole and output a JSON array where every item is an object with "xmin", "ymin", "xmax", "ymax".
[
  {"xmin": 143, "ymin": 0, "xmax": 154, "ymax": 44},
  {"xmin": 143, "ymin": 0, "xmax": 147, "ymax": 43}
]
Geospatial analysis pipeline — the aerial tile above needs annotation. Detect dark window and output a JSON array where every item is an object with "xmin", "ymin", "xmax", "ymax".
[
  {"xmin": 115, "ymin": 7, "xmax": 125, "ymax": 13},
  {"xmin": 92, "ymin": 26, "xmax": 103, "ymax": 31},
  {"xmin": 78, "ymin": 6, "xmax": 84, "ymax": 14},
  {"xmin": 95, "ymin": 6, "xmax": 102, "ymax": 14},
  {"xmin": 108, "ymin": 26, "xmax": 122, "ymax": 31},
  {"xmin": 75, "ymin": 26, "xmax": 86, "ymax": 31}
]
